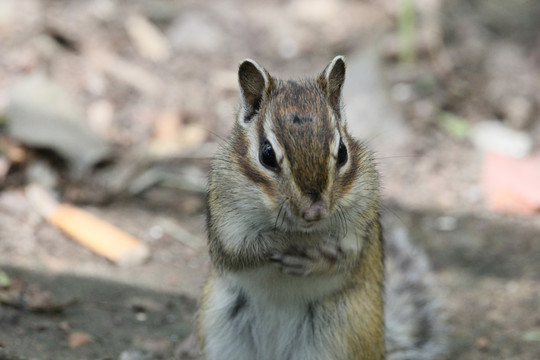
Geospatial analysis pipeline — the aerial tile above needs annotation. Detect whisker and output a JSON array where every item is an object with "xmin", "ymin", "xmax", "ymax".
[
  {"xmin": 330, "ymin": 211, "xmax": 339, "ymax": 240},
  {"xmin": 191, "ymin": 124, "xmax": 228, "ymax": 142},
  {"xmin": 378, "ymin": 203, "xmax": 407, "ymax": 227},
  {"xmin": 339, "ymin": 205, "xmax": 348, "ymax": 237},
  {"xmin": 372, "ymin": 155, "xmax": 421, "ymax": 161},
  {"xmin": 279, "ymin": 198, "xmax": 290, "ymax": 231},
  {"xmin": 274, "ymin": 201, "xmax": 285, "ymax": 232}
]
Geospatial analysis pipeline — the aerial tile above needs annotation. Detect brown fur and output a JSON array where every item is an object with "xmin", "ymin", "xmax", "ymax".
[{"xmin": 199, "ymin": 56, "xmax": 385, "ymax": 359}]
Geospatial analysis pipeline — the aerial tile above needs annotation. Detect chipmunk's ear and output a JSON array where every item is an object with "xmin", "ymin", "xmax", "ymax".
[
  {"xmin": 238, "ymin": 59, "xmax": 272, "ymax": 124},
  {"xmin": 319, "ymin": 55, "xmax": 346, "ymax": 114}
]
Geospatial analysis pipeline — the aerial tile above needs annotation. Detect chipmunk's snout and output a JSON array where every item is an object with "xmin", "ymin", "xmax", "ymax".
[{"xmin": 302, "ymin": 200, "xmax": 329, "ymax": 222}]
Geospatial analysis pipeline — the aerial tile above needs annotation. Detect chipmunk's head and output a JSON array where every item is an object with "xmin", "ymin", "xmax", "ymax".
[{"xmin": 226, "ymin": 56, "xmax": 378, "ymax": 233}]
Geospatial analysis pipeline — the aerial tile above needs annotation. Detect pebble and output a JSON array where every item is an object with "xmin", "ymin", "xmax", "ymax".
[
  {"xmin": 119, "ymin": 350, "xmax": 151, "ymax": 360},
  {"xmin": 149, "ymin": 225, "xmax": 163, "ymax": 240},
  {"xmin": 435, "ymin": 215, "xmax": 458, "ymax": 232},
  {"xmin": 469, "ymin": 120, "xmax": 532, "ymax": 158}
]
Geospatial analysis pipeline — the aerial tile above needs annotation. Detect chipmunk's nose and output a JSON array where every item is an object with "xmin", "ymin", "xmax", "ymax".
[{"xmin": 302, "ymin": 200, "xmax": 329, "ymax": 222}]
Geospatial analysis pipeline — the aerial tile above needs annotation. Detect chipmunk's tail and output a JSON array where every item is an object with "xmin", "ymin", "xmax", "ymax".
[{"xmin": 383, "ymin": 217, "xmax": 448, "ymax": 360}]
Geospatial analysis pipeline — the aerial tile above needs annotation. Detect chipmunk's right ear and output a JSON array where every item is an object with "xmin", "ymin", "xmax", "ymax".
[
  {"xmin": 319, "ymin": 56, "xmax": 346, "ymax": 115},
  {"xmin": 238, "ymin": 59, "xmax": 272, "ymax": 124}
]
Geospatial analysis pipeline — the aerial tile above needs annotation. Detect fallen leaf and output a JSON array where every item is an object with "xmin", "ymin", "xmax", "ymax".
[
  {"xmin": 0, "ymin": 270, "xmax": 11, "ymax": 287},
  {"xmin": 24, "ymin": 283, "xmax": 78, "ymax": 313},
  {"xmin": 87, "ymin": 100, "xmax": 115, "ymax": 140},
  {"xmin": 90, "ymin": 49, "xmax": 162, "ymax": 95},
  {"xmin": 125, "ymin": 13, "xmax": 170, "ymax": 62},
  {"xmin": 523, "ymin": 331, "xmax": 540, "ymax": 342},
  {"xmin": 68, "ymin": 331, "xmax": 94, "ymax": 348},
  {"xmin": 0, "ymin": 279, "xmax": 76, "ymax": 313},
  {"xmin": 475, "ymin": 336, "xmax": 489, "ymax": 351},
  {"xmin": 147, "ymin": 121, "xmax": 207, "ymax": 158},
  {"xmin": 134, "ymin": 335, "xmax": 173, "ymax": 352},
  {"xmin": 0, "ymin": 278, "xmax": 24, "ymax": 304},
  {"xmin": 152, "ymin": 109, "xmax": 181, "ymax": 141},
  {"xmin": 0, "ymin": 136, "xmax": 27, "ymax": 163},
  {"xmin": 436, "ymin": 111, "xmax": 469, "ymax": 139},
  {"xmin": 482, "ymin": 152, "xmax": 540, "ymax": 215}
]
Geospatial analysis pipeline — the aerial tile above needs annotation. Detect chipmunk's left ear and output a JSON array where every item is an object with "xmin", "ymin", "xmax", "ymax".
[
  {"xmin": 238, "ymin": 59, "xmax": 273, "ymax": 125},
  {"xmin": 319, "ymin": 56, "xmax": 346, "ymax": 114}
]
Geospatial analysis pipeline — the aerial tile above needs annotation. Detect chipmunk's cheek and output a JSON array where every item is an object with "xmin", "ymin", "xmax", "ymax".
[
  {"xmin": 237, "ymin": 154, "xmax": 275, "ymax": 193},
  {"xmin": 339, "ymin": 162, "xmax": 359, "ymax": 195}
]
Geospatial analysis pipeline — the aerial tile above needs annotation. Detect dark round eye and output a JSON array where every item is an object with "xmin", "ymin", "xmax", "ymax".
[
  {"xmin": 337, "ymin": 139, "xmax": 348, "ymax": 167},
  {"xmin": 260, "ymin": 140, "xmax": 279, "ymax": 171}
]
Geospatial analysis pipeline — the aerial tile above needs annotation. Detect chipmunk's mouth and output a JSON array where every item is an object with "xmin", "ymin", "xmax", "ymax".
[
  {"xmin": 273, "ymin": 212, "xmax": 320, "ymax": 233},
  {"xmin": 298, "ymin": 222, "xmax": 316, "ymax": 232},
  {"xmin": 273, "ymin": 200, "xmax": 330, "ymax": 233},
  {"xmin": 296, "ymin": 216, "xmax": 331, "ymax": 233}
]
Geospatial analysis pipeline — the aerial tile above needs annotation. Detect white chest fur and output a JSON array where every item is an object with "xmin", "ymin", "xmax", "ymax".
[
  {"xmin": 235, "ymin": 264, "xmax": 348, "ymax": 303},
  {"xmin": 202, "ymin": 266, "xmax": 344, "ymax": 360}
]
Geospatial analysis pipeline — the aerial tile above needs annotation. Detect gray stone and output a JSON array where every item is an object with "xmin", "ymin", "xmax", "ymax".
[
  {"xmin": 469, "ymin": 120, "xmax": 533, "ymax": 158},
  {"xmin": 26, "ymin": 160, "xmax": 59, "ymax": 190},
  {"xmin": 6, "ymin": 73, "xmax": 111, "ymax": 175}
]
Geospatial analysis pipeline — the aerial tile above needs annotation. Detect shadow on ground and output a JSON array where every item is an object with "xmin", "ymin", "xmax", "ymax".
[{"xmin": 0, "ymin": 267, "xmax": 196, "ymax": 360}]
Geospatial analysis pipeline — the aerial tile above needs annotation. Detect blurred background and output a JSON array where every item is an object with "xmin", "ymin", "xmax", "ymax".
[{"xmin": 0, "ymin": 0, "xmax": 539, "ymax": 359}]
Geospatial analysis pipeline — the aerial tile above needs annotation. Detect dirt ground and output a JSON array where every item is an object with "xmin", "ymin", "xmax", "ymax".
[{"xmin": 0, "ymin": 0, "xmax": 539, "ymax": 359}]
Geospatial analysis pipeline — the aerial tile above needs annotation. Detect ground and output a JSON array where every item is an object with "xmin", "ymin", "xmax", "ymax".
[{"xmin": 0, "ymin": 0, "xmax": 539, "ymax": 359}]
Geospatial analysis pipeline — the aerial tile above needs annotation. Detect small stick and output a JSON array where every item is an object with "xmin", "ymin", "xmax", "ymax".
[{"xmin": 26, "ymin": 184, "xmax": 149, "ymax": 266}]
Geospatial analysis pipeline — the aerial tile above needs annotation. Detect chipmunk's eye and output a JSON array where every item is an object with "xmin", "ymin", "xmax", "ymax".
[
  {"xmin": 337, "ymin": 139, "xmax": 348, "ymax": 167},
  {"xmin": 260, "ymin": 140, "xmax": 279, "ymax": 171}
]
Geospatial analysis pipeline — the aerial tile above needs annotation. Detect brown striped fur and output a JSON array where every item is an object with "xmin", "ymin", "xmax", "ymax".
[{"xmin": 198, "ymin": 57, "xmax": 446, "ymax": 360}]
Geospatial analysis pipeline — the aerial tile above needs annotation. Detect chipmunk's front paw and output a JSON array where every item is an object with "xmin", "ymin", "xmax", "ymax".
[{"xmin": 269, "ymin": 239, "xmax": 343, "ymax": 276}]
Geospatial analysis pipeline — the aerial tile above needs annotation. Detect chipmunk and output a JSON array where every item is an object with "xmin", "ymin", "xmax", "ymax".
[{"xmin": 196, "ymin": 56, "xmax": 447, "ymax": 360}]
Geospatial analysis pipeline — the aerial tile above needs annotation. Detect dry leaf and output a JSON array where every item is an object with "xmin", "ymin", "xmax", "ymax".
[
  {"xmin": 68, "ymin": 331, "xmax": 94, "ymax": 348},
  {"xmin": 482, "ymin": 152, "xmax": 540, "ymax": 215},
  {"xmin": 87, "ymin": 100, "xmax": 115, "ymax": 140},
  {"xmin": 90, "ymin": 49, "xmax": 161, "ymax": 94},
  {"xmin": 125, "ymin": 14, "xmax": 170, "ymax": 62}
]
